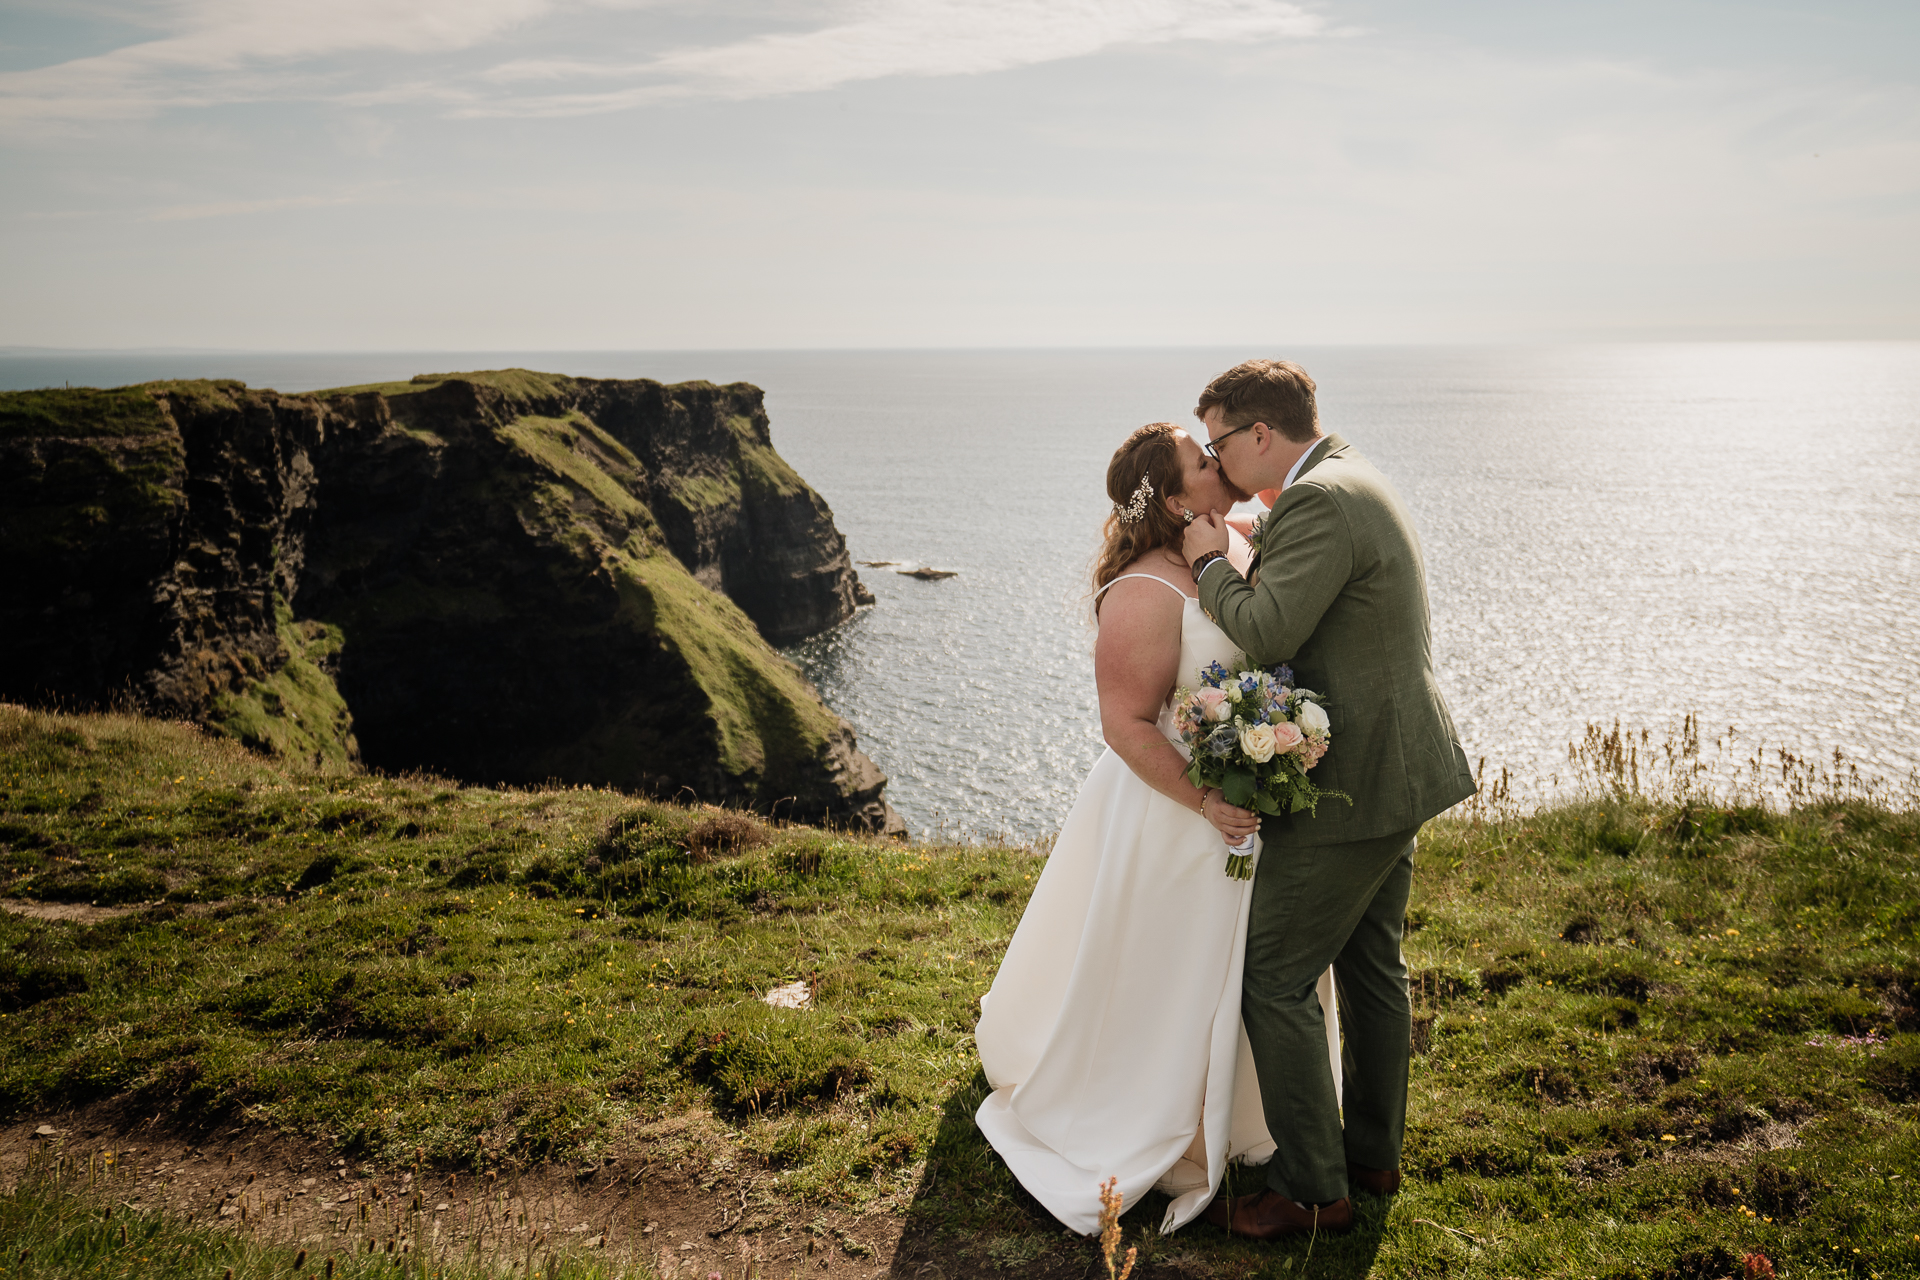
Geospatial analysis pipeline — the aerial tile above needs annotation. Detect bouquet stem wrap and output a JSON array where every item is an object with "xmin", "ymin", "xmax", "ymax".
[{"xmin": 1225, "ymin": 833, "xmax": 1257, "ymax": 882}]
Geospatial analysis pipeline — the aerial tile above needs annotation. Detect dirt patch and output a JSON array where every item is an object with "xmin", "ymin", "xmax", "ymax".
[
  {"xmin": 2, "ymin": 897, "xmax": 251, "ymax": 924},
  {"xmin": 0, "ymin": 1101, "xmax": 915, "ymax": 1279},
  {"xmin": 1, "ymin": 898, "xmax": 139, "ymax": 923}
]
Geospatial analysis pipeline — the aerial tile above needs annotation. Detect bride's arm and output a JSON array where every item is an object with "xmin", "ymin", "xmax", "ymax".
[{"xmin": 1093, "ymin": 579, "xmax": 1259, "ymax": 844}]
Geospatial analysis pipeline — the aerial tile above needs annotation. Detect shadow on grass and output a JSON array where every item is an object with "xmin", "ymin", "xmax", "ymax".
[
  {"xmin": 887, "ymin": 1069, "xmax": 1072, "ymax": 1277},
  {"xmin": 889, "ymin": 1070, "xmax": 1390, "ymax": 1280}
]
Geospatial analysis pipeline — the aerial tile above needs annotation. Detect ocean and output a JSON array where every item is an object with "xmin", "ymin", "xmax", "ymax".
[{"xmin": 7, "ymin": 344, "xmax": 1918, "ymax": 838}]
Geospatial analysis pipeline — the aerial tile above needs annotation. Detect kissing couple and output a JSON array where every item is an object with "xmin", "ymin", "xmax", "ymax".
[{"xmin": 973, "ymin": 359, "xmax": 1475, "ymax": 1240}]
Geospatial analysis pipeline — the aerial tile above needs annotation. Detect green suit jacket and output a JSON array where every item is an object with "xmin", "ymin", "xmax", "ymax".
[{"xmin": 1198, "ymin": 434, "xmax": 1475, "ymax": 847}]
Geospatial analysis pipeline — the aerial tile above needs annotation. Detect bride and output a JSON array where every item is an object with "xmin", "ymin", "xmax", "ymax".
[{"xmin": 974, "ymin": 423, "xmax": 1341, "ymax": 1235}]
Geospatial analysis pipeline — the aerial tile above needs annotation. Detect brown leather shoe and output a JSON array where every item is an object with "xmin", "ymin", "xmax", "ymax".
[
  {"xmin": 1348, "ymin": 1163, "xmax": 1402, "ymax": 1197},
  {"xmin": 1200, "ymin": 1191, "xmax": 1353, "ymax": 1241}
]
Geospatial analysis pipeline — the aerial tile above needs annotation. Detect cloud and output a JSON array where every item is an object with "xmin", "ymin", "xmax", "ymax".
[
  {"xmin": 472, "ymin": 0, "xmax": 1324, "ymax": 115},
  {"xmin": 0, "ymin": 0, "xmax": 1323, "ymax": 125},
  {"xmin": 0, "ymin": 0, "xmax": 558, "ymax": 124}
]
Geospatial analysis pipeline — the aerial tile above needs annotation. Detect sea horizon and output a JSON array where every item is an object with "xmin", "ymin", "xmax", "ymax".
[{"xmin": 7, "ymin": 342, "xmax": 1918, "ymax": 838}]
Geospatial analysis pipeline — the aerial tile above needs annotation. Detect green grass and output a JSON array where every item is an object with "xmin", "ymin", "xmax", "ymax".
[
  {"xmin": 309, "ymin": 369, "xmax": 578, "ymax": 403},
  {"xmin": 499, "ymin": 413, "xmax": 656, "ymax": 525},
  {"xmin": 0, "ymin": 704, "xmax": 1015, "ymax": 1204},
  {"xmin": 3, "ymin": 704, "xmax": 1918, "ymax": 1278},
  {"xmin": 724, "ymin": 414, "xmax": 811, "ymax": 504},
  {"xmin": 0, "ymin": 386, "xmax": 172, "ymax": 441},
  {"xmin": 205, "ymin": 596, "xmax": 359, "ymax": 772}
]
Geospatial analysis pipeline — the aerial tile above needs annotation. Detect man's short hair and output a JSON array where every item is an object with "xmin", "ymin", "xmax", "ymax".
[{"xmin": 1195, "ymin": 359, "xmax": 1319, "ymax": 444}]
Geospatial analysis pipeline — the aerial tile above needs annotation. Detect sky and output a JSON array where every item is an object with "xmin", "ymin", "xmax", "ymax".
[{"xmin": 1, "ymin": 0, "xmax": 1916, "ymax": 349}]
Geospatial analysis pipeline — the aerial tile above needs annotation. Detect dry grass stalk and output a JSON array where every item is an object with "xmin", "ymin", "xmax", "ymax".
[{"xmin": 1096, "ymin": 1177, "xmax": 1135, "ymax": 1280}]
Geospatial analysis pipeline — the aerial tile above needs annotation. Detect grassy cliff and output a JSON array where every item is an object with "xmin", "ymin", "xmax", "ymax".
[
  {"xmin": 2, "ymin": 704, "xmax": 1916, "ymax": 1279},
  {"xmin": 0, "ymin": 372, "xmax": 890, "ymax": 829}
]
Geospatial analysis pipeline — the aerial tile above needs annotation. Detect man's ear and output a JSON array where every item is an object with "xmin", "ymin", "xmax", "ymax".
[{"xmin": 1251, "ymin": 423, "xmax": 1274, "ymax": 455}]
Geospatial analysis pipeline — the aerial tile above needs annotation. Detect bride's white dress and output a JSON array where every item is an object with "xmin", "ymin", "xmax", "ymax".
[{"xmin": 974, "ymin": 574, "xmax": 1341, "ymax": 1236}]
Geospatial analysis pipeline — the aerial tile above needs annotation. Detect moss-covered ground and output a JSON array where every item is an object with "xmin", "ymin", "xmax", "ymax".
[{"xmin": 2, "ymin": 703, "xmax": 1917, "ymax": 1279}]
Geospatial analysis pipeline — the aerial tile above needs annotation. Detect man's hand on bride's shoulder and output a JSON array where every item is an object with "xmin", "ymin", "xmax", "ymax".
[{"xmin": 1181, "ymin": 510, "xmax": 1230, "ymax": 568}]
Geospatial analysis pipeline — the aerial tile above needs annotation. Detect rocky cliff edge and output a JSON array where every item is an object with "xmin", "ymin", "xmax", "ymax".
[{"xmin": 0, "ymin": 371, "xmax": 897, "ymax": 833}]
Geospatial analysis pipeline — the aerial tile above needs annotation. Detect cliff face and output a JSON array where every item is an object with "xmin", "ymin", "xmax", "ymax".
[
  {"xmin": 0, "ymin": 371, "xmax": 892, "ymax": 831},
  {"xmin": 0, "ymin": 382, "xmax": 355, "ymax": 769},
  {"xmin": 575, "ymin": 379, "xmax": 873, "ymax": 644}
]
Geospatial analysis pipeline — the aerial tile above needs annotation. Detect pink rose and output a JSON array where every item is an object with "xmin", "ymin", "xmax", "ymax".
[
  {"xmin": 1195, "ymin": 688, "xmax": 1232, "ymax": 722},
  {"xmin": 1271, "ymin": 721, "xmax": 1305, "ymax": 754}
]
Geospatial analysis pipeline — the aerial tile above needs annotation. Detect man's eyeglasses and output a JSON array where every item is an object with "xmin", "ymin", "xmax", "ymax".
[{"xmin": 1202, "ymin": 421, "xmax": 1260, "ymax": 459}]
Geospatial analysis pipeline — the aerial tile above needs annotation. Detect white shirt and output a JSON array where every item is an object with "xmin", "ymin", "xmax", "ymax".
[
  {"xmin": 1284, "ymin": 435, "xmax": 1327, "ymax": 490},
  {"xmin": 1196, "ymin": 436, "xmax": 1328, "ymax": 585}
]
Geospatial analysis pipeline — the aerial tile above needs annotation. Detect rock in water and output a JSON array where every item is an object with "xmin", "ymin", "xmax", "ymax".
[{"xmin": 0, "ymin": 371, "xmax": 898, "ymax": 832}]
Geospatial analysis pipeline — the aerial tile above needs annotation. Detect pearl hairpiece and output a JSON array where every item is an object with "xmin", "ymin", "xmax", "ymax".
[{"xmin": 1114, "ymin": 473, "xmax": 1153, "ymax": 523}]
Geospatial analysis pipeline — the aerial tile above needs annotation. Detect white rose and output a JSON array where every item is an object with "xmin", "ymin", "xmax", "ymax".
[
  {"xmin": 1295, "ymin": 701, "xmax": 1331, "ymax": 735},
  {"xmin": 1224, "ymin": 682, "xmax": 1243, "ymax": 703},
  {"xmin": 1239, "ymin": 723, "xmax": 1277, "ymax": 763}
]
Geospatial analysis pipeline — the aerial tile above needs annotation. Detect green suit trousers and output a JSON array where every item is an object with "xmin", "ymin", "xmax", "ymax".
[{"xmin": 1245, "ymin": 823, "xmax": 1419, "ymax": 1203}]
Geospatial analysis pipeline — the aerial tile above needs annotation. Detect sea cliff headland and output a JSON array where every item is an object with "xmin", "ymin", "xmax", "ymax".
[{"xmin": 0, "ymin": 370, "xmax": 896, "ymax": 832}]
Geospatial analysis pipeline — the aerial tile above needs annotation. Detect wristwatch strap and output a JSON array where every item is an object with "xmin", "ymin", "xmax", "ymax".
[{"xmin": 1190, "ymin": 550, "xmax": 1230, "ymax": 581}]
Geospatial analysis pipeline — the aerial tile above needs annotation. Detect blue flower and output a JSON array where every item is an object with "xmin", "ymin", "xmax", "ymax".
[
  {"xmin": 1270, "ymin": 663, "xmax": 1294, "ymax": 686},
  {"xmin": 1206, "ymin": 724, "xmax": 1238, "ymax": 758}
]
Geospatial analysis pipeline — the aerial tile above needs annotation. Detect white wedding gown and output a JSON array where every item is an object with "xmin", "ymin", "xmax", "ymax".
[{"xmin": 974, "ymin": 573, "xmax": 1341, "ymax": 1236}]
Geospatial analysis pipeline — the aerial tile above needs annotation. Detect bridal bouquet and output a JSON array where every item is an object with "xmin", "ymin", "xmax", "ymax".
[{"xmin": 1173, "ymin": 659, "xmax": 1350, "ymax": 879}]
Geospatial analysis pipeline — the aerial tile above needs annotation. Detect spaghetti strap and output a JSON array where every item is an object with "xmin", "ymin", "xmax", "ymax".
[{"xmin": 1093, "ymin": 572, "xmax": 1194, "ymax": 602}]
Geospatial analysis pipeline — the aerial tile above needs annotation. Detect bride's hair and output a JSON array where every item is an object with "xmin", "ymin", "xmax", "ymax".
[{"xmin": 1092, "ymin": 422, "xmax": 1187, "ymax": 612}]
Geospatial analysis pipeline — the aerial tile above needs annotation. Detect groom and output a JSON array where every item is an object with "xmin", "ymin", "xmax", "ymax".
[{"xmin": 1181, "ymin": 359, "xmax": 1475, "ymax": 1239}]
